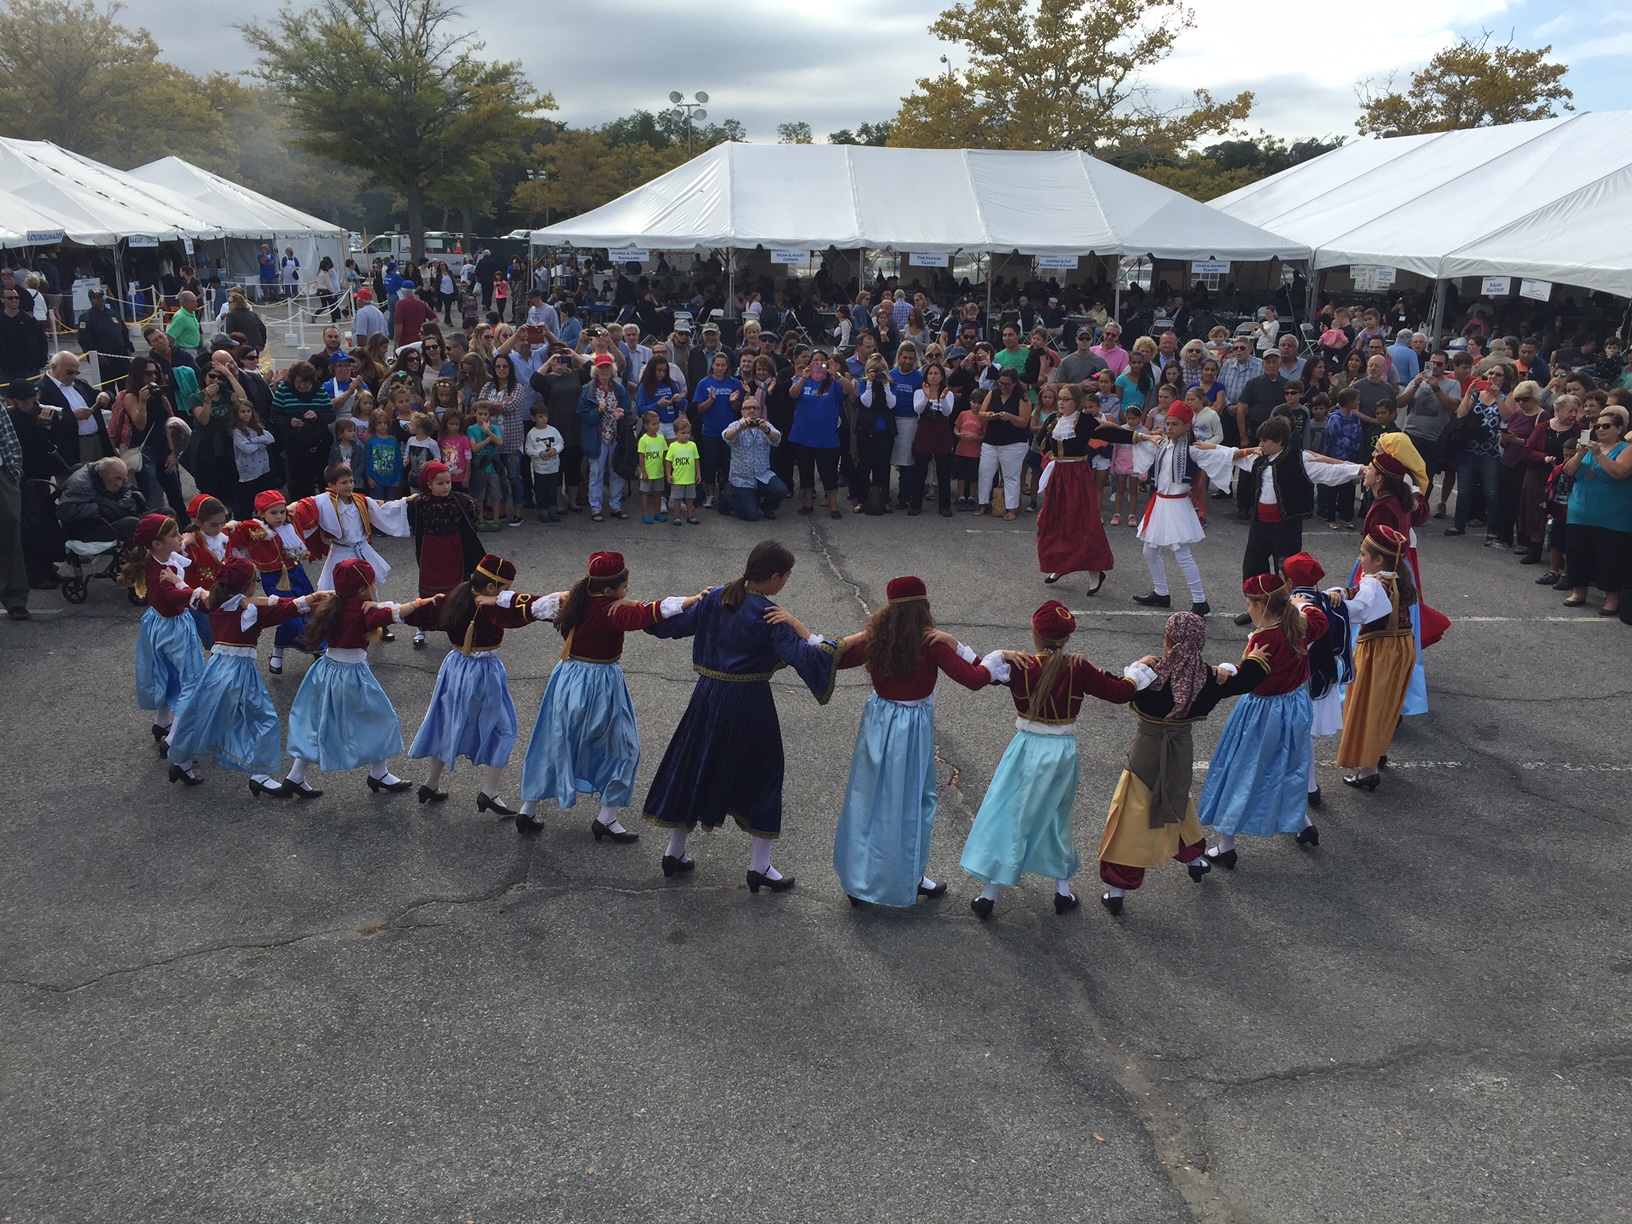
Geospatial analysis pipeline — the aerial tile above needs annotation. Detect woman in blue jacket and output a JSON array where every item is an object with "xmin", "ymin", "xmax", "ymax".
[{"xmin": 578, "ymin": 354, "xmax": 632, "ymax": 521}]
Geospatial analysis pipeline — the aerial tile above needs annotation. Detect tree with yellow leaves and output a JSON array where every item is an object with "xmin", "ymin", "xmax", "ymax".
[{"xmin": 1356, "ymin": 33, "xmax": 1573, "ymax": 137}]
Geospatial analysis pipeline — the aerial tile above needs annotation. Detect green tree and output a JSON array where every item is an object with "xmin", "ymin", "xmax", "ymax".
[
  {"xmin": 892, "ymin": 0, "xmax": 1251, "ymax": 164},
  {"xmin": 828, "ymin": 121, "xmax": 892, "ymax": 146},
  {"xmin": 1357, "ymin": 32, "xmax": 1572, "ymax": 136},
  {"xmin": 1141, "ymin": 132, "xmax": 1345, "ymax": 201},
  {"xmin": 244, "ymin": 0, "xmax": 548, "ymax": 260},
  {"xmin": 776, "ymin": 121, "xmax": 813, "ymax": 145}
]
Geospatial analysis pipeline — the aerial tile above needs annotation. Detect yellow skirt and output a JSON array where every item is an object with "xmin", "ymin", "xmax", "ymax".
[
  {"xmin": 1099, "ymin": 769, "xmax": 1206, "ymax": 869},
  {"xmin": 1336, "ymin": 634, "xmax": 1416, "ymax": 769}
]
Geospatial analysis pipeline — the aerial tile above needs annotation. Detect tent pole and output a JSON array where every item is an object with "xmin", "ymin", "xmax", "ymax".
[
  {"xmin": 984, "ymin": 255, "xmax": 992, "ymax": 333},
  {"xmin": 1303, "ymin": 261, "xmax": 1318, "ymax": 332},
  {"xmin": 1113, "ymin": 264, "xmax": 1121, "ymax": 324},
  {"xmin": 1427, "ymin": 278, "xmax": 1447, "ymax": 348}
]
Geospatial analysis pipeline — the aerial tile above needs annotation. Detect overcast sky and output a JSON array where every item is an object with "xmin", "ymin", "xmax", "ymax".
[{"xmin": 147, "ymin": 0, "xmax": 1620, "ymax": 146}]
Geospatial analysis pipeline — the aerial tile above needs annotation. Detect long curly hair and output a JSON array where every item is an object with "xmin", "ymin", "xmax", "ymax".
[{"xmin": 862, "ymin": 600, "xmax": 936, "ymax": 680}]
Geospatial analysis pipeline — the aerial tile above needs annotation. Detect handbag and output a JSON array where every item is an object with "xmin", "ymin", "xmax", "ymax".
[
  {"xmin": 913, "ymin": 398, "xmax": 955, "ymax": 457},
  {"xmin": 119, "ymin": 445, "xmax": 144, "ymax": 473},
  {"xmin": 611, "ymin": 414, "xmax": 639, "ymax": 481}
]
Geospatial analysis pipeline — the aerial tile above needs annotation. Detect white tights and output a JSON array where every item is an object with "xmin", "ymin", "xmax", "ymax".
[{"xmin": 1142, "ymin": 542, "xmax": 1205, "ymax": 603}]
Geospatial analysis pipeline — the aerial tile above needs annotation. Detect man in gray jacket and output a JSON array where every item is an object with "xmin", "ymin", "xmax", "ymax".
[{"xmin": 56, "ymin": 456, "xmax": 146, "ymax": 545}]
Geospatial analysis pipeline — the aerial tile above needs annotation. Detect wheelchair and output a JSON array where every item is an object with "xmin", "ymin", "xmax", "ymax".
[{"xmin": 59, "ymin": 535, "xmax": 140, "ymax": 605}]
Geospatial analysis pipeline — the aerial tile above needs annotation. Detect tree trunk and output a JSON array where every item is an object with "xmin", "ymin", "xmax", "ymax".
[
  {"xmin": 460, "ymin": 199, "xmax": 476, "ymax": 261},
  {"xmin": 405, "ymin": 182, "xmax": 425, "ymax": 264}
]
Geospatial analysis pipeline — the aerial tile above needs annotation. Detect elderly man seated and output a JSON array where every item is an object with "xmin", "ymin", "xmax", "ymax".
[{"xmin": 56, "ymin": 456, "xmax": 146, "ymax": 545}]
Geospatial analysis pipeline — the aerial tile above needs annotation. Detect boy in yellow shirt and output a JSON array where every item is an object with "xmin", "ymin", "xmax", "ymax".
[
  {"xmin": 665, "ymin": 417, "xmax": 702, "ymax": 525},
  {"xmin": 637, "ymin": 410, "xmax": 669, "ymax": 524}
]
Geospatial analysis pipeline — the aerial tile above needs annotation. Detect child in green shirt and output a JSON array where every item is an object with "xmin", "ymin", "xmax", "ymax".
[
  {"xmin": 665, "ymin": 416, "xmax": 701, "ymax": 525},
  {"xmin": 637, "ymin": 410, "xmax": 669, "ymax": 523}
]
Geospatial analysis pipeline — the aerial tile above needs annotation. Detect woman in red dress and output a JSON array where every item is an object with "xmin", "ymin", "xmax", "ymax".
[{"xmin": 1038, "ymin": 382, "xmax": 1117, "ymax": 596}]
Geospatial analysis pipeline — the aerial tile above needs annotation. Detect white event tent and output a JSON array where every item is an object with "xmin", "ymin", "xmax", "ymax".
[
  {"xmin": 1211, "ymin": 111, "xmax": 1632, "ymax": 304},
  {"xmin": 128, "ymin": 156, "xmax": 345, "ymax": 286},
  {"xmin": 0, "ymin": 137, "xmax": 223, "ymax": 246},
  {"xmin": 533, "ymin": 142, "xmax": 1308, "ymax": 271}
]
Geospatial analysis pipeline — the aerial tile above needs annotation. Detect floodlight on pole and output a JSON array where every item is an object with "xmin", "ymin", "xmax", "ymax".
[{"xmin": 667, "ymin": 91, "xmax": 710, "ymax": 157}]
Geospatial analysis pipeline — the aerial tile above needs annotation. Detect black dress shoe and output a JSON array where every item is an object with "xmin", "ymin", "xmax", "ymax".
[
  {"xmin": 1132, "ymin": 591, "xmax": 1171, "ymax": 607},
  {"xmin": 151, "ymin": 722, "xmax": 169, "ymax": 742},
  {"xmin": 1206, "ymin": 846, "xmax": 1238, "ymax": 869},
  {"xmin": 847, "ymin": 894, "xmax": 862, "ymax": 907},
  {"xmin": 417, "ymin": 784, "xmax": 448, "ymax": 805},
  {"xmin": 1191, "ymin": 601, "xmax": 1211, "ymax": 617},
  {"xmin": 1043, "ymin": 572, "xmax": 1061, "ymax": 584},
  {"xmin": 515, "ymin": 812, "xmax": 545, "ymax": 834},
  {"xmin": 1296, "ymin": 824, "xmax": 1320, "ymax": 847},
  {"xmin": 248, "ymin": 778, "xmax": 287, "ymax": 797},
  {"xmin": 167, "ymin": 763, "xmax": 203, "ymax": 787},
  {"xmin": 379, "ymin": 627, "xmax": 395, "ymax": 642},
  {"xmin": 1378, "ymin": 754, "xmax": 1388, "ymax": 768},
  {"xmin": 591, "ymin": 817, "xmax": 639, "ymax": 843},
  {"xmin": 1187, "ymin": 857, "xmax": 1212, "ymax": 882},
  {"xmin": 1085, "ymin": 572, "xmax": 1105, "ymax": 596},
  {"xmin": 284, "ymin": 778, "xmax": 323, "ymax": 799},
  {"xmin": 1054, "ymin": 892, "xmax": 1080, "ymax": 914},
  {"xmin": 1233, "ymin": 611, "xmax": 1253, "ymax": 626},
  {"xmin": 1342, "ymin": 773, "xmax": 1380, "ymax": 792},
  {"xmin": 746, "ymin": 870, "xmax": 795, "ymax": 893},
  {"xmin": 1100, "ymin": 892, "xmax": 1123, "ymax": 916},
  {"xmin": 1307, "ymin": 786, "xmax": 1322, "ymax": 809},
  {"xmin": 475, "ymin": 791, "xmax": 515, "ymax": 814},
  {"xmin": 970, "ymin": 896, "xmax": 994, "ymax": 919},
  {"xmin": 661, "ymin": 853, "xmax": 696, "ymax": 878},
  {"xmin": 917, "ymin": 880, "xmax": 948, "ymax": 899},
  {"xmin": 366, "ymin": 774, "xmax": 412, "ymax": 794}
]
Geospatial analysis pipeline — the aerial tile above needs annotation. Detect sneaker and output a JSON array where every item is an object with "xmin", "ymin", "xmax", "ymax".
[
  {"xmin": 1485, "ymin": 537, "xmax": 1504, "ymax": 550},
  {"xmin": 1109, "ymin": 514, "xmax": 1121, "ymax": 526},
  {"xmin": 1433, "ymin": 504, "xmax": 1447, "ymax": 519},
  {"xmin": 508, "ymin": 515, "xmax": 523, "ymax": 528},
  {"xmin": 1536, "ymin": 570, "xmax": 1560, "ymax": 585},
  {"xmin": 642, "ymin": 515, "xmax": 654, "ymax": 525},
  {"xmin": 673, "ymin": 514, "xmax": 684, "ymax": 525},
  {"xmin": 656, "ymin": 513, "xmax": 667, "ymax": 522},
  {"xmin": 537, "ymin": 512, "xmax": 549, "ymax": 523},
  {"xmin": 702, "ymin": 495, "xmax": 715, "ymax": 509}
]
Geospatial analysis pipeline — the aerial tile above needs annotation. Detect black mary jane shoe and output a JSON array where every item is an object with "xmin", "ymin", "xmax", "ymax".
[
  {"xmin": 917, "ymin": 880, "xmax": 949, "ymax": 899},
  {"xmin": 248, "ymin": 778, "xmax": 288, "ymax": 798},
  {"xmin": 1191, "ymin": 601, "xmax": 1211, "ymax": 617},
  {"xmin": 1233, "ymin": 611, "xmax": 1254, "ymax": 626},
  {"xmin": 1043, "ymin": 572, "xmax": 1061, "ymax": 585},
  {"xmin": 366, "ymin": 774, "xmax": 412, "ymax": 794},
  {"xmin": 661, "ymin": 854, "xmax": 696, "ymax": 879},
  {"xmin": 515, "ymin": 812, "xmax": 545, "ymax": 834},
  {"xmin": 417, "ymin": 784, "xmax": 449, "ymax": 805},
  {"xmin": 268, "ymin": 658, "xmax": 283, "ymax": 676},
  {"xmin": 167, "ymin": 764, "xmax": 204, "ymax": 787},
  {"xmin": 475, "ymin": 792, "xmax": 515, "ymax": 815},
  {"xmin": 1307, "ymin": 786, "xmax": 1322, "ymax": 809},
  {"xmin": 284, "ymin": 778, "xmax": 324, "ymax": 800},
  {"xmin": 1206, "ymin": 846, "xmax": 1238, "ymax": 870},
  {"xmin": 1054, "ymin": 892, "xmax": 1080, "ymax": 914},
  {"xmin": 379, "ymin": 627, "xmax": 395, "ymax": 642},
  {"xmin": 1085, "ymin": 572, "xmax": 1105, "ymax": 597},
  {"xmin": 151, "ymin": 722, "xmax": 170, "ymax": 742},
  {"xmin": 1100, "ymin": 892, "xmax": 1124, "ymax": 916},
  {"xmin": 1342, "ymin": 773, "xmax": 1380, "ymax": 793},
  {"xmin": 970, "ymin": 896, "xmax": 994, "ymax": 920},
  {"xmin": 1296, "ymin": 824, "xmax": 1320, "ymax": 847},
  {"xmin": 591, "ymin": 817, "xmax": 640, "ymax": 844},
  {"xmin": 746, "ymin": 870, "xmax": 796, "ymax": 894},
  {"xmin": 1186, "ymin": 857, "xmax": 1212, "ymax": 882},
  {"xmin": 1132, "ymin": 591, "xmax": 1171, "ymax": 608}
]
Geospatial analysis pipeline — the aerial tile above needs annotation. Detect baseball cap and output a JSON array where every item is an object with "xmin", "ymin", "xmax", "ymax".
[
  {"xmin": 946, "ymin": 346, "xmax": 967, "ymax": 359},
  {"xmin": 4, "ymin": 377, "xmax": 38, "ymax": 399},
  {"xmin": 673, "ymin": 319, "xmax": 693, "ymax": 333},
  {"xmin": 702, "ymin": 322, "xmax": 720, "ymax": 334},
  {"xmin": 592, "ymin": 353, "xmax": 614, "ymax": 367}
]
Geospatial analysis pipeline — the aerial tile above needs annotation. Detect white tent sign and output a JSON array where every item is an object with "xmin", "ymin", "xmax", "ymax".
[
  {"xmin": 25, "ymin": 229, "xmax": 64, "ymax": 244},
  {"xmin": 909, "ymin": 252, "xmax": 949, "ymax": 267},
  {"xmin": 127, "ymin": 235, "xmax": 159, "ymax": 248},
  {"xmin": 1519, "ymin": 278, "xmax": 1553, "ymax": 302},
  {"xmin": 1037, "ymin": 255, "xmax": 1079, "ymax": 270},
  {"xmin": 768, "ymin": 249, "xmax": 806, "ymax": 265},
  {"xmin": 1351, "ymin": 265, "xmax": 1380, "ymax": 291},
  {"xmin": 608, "ymin": 247, "xmax": 648, "ymax": 263},
  {"xmin": 1374, "ymin": 266, "xmax": 1396, "ymax": 285},
  {"xmin": 1481, "ymin": 276, "xmax": 1512, "ymax": 296},
  {"xmin": 183, "ymin": 237, "xmax": 194, "ymax": 255},
  {"xmin": 1190, "ymin": 259, "xmax": 1229, "ymax": 275}
]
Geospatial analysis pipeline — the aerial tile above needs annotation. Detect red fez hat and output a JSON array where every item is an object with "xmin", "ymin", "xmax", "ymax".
[
  {"xmin": 1281, "ymin": 551, "xmax": 1325, "ymax": 589},
  {"xmin": 218, "ymin": 555, "xmax": 255, "ymax": 590},
  {"xmin": 253, "ymin": 489, "xmax": 287, "ymax": 515},
  {"xmin": 587, "ymin": 551, "xmax": 626, "ymax": 580},
  {"xmin": 474, "ymin": 554, "xmax": 516, "ymax": 588},
  {"xmin": 1242, "ymin": 572, "xmax": 1286, "ymax": 599},
  {"xmin": 417, "ymin": 460, "xmax": 449, "ymax": 492},
  {"xmin": 186, "ymin": 493, "xmax": 215, "ymax": 521},
  {"xmin": 1165, "ymin": 402, "xmax": 1194, "ymax": 425},
  {"xmin": 334, "ymin": 558, "xmax": 377, "ymax": 596},
  {"xmin": 1372, "ymin": 450, "xmax": 1407, "ymax": 478},
  {"xmin": 132, "ymin": 513, "xmax": 171, "ymax": 549},
  {"xmin": 1365, "ymin": 523, "xmax": 1408, "ymax": 558},
  {"xmin": 886, "ymin": 576, "xmax": 927, "ymax": 603},
  {"xmin": 1031, "ymin": 599, "xmax": 1076, "ymax": 640}
]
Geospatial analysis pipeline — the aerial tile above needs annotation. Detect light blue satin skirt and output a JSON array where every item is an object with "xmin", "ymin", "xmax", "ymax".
[
  {"xmin": 286, "ymin": 654, "xmax": 403, "ymax": 771},
  {"xmin": 520, "ymin": 659, "xmax": 639, "ymax": 809},
  {"xmin": 409, "ymin": 650, "xmax": 518, "ymax": 770},
  {"xmin": 167, "ymin": 654, "xmax": 282, "ymax": 773},
  {"xmin": 960, "ymin": 728, "xmax": 1080, "ymax": 886},
  {"xmin": 833, "ymin": 694, "xmax": 938, "ymax": 907},
  {"xmin": 1197, "ymin": 688, "xmax": 1312, "ymax": 837},
  {"xmin": 135, "ymin": 606, "xmax": 204, "ymax": 714}
]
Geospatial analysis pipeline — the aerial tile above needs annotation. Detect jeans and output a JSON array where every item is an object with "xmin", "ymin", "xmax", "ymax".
[
  {"xmin": 700, "ymin": 436, "xmax": 731, "ymax": 495},
  {"xmin": 504, "ymin": 451, "xmax": 526, "ymax": 510},
  {"xmin": 1455, "ymin": 453, "xmax": 1500, "ymax": 533},
  {"xmin": 587, "ymin": 447, "xmax": 624, "ymax": 512},
  {"xmin": 729, "ymin": 476, "xmax": 789, "ymax": 521},
  {"xmin": 136, "ymin": 454, "xmax": 191, "ymax": 527}
]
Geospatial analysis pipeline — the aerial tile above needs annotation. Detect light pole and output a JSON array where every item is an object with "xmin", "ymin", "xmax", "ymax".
[
  {"xmin": 667, "ymin": 90, "xmax": 709, "ymax": 157},
  {"xmin": 526, "ymin": 167, "xmax": 549, "ymax": 227}
]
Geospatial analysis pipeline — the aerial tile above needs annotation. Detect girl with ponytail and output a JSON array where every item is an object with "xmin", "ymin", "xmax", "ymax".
[
  {"xmin": 120, "ymin": 513, "xmax": 206, "ymax": 761},
  {"xmin": 1197, "ymin": 572, "xmax": 1331, "ymax": 867},
  {"xmin": 643, "ymin": 539, "xmax": 843, "ymax": 892},
  {"xmin": 959, "ymin": 600, "xmax": 1139, "ymax": 920}
]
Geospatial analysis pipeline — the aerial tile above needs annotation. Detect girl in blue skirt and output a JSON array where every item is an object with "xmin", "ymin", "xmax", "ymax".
[
  {"xmin": 1197, "ymin": 572, "xmax": 1328, "ymax": 865},
  {"xmin": 516, "ymin": 551, "xmax": 703, "ymax": 842},
  {"xmin": 283, "ymin": 558, "xmax": 441, "ymax": 798},
  {"xmin": 833, "ymin": 575, "xmax": 994, "ymax": 907},
  {"xmin": 119, "ymin": 513, "xmax": 206, "ymax": 765},
  {"xmin": 410, "ymin": 553, "xmax": 548, "ymax": 814},
  {"xmin": 165, "ymin": 556, "xmax": 327, "ymax": 791},
  {"xmin": 961, "ymin": 600, "xmax": 1138, "ymax": 919}
]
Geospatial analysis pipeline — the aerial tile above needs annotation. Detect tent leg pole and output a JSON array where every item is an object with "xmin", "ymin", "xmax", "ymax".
[
  {"xmin": 1114, "ymin": 274, "xmax": 1121, "ymax": 325},
  {"xmin": 984, "ymin": 256, "xmax": 992, "ymax": 334},
  {"xmin": 1428, "ymin": 279, "xmax": 1447, "ymax": 349}
]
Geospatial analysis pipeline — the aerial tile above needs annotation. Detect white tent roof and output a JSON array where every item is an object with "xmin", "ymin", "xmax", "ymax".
[
  {"xmin": 128, "ymin": 156, "xmax": 343, "ymax": 242},
  {"xmin": 1211, "ymin": 111, "xmax": 1632, "ymax": 296},
  {"xmin": 532, "ymin": 142, "xmax": 1307, "ymax": 262},
  {"xmin": 0, "ymin": 138, "xmax": 223, "ymax": 245}
]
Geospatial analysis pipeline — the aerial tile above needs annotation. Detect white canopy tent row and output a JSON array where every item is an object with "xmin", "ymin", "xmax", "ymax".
[
  {"xmin": 1210, "ymin": 111, "xmax": 1632, "ymax": 337},
  {"xmin": 531, "ymin": 142, "xmax": 1310, "ymax": 321}
]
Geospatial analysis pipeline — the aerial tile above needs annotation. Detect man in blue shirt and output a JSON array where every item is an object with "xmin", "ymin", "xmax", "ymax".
[{"xmin": 1386, "ymin": 329, "xmax": 1420, "ymax": 383}]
